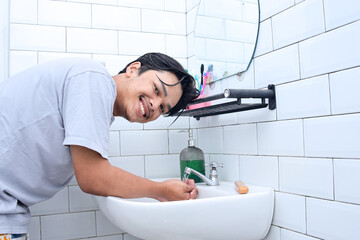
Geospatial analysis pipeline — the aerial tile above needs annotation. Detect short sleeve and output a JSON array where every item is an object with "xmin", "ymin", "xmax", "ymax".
[{"xmin": 62, "ymin": 71, "xmax": 116, "ymax": 159}]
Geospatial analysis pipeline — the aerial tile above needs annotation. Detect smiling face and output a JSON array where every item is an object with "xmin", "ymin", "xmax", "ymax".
[{"xmin": 114, "ymin": 62, "xmax": 183, "ymax": 123}]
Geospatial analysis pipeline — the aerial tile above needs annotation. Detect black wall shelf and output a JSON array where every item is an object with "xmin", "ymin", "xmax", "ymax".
[{"xmin": 179, "ymin": 84, "xmax": 276, "ymax": 120}]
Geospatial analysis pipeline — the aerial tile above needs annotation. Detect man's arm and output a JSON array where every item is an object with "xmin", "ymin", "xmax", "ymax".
[{"xmin": 70, "ymin": 145, "xmax": 197, "ymax": 201}]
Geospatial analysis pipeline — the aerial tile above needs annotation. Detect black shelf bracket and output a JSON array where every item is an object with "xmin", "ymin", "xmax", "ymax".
[{"xmin": 178, "ymin": 84, "xmax": 276, "ymax": 120}]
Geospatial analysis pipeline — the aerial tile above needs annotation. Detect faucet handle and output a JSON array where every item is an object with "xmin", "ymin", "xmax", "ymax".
[{"xmin": 206, "ymin": 161, "xmax": 224, "ymax": 169}]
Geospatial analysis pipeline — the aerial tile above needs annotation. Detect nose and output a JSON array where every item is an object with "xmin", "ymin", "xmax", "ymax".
[{"xmin": 149, "ymin": 98, "xmax": 161, "ymax": 113}]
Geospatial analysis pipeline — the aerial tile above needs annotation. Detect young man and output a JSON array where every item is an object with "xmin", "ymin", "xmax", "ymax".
[{"xmin": 0, "ymin": 53, "xmax": 199, "ymax": 237}]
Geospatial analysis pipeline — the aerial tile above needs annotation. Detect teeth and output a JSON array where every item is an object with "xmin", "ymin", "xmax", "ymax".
[{"xmin": 140, "ymin": 101, "xmax": 145, "ymax": 116}]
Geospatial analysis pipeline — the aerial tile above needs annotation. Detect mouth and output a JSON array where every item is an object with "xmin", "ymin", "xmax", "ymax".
[{"xmin": 139, "ymin": 96, "xmax": 149, "ymax": 119}]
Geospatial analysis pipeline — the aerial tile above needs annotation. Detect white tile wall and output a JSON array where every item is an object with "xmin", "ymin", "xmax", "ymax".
[
  {"xmin": 304, "ymin": 114, "xmax": 360, "ymax": 158},
  {"xmin": 10, "ymin": 24, "xmax": 66, "ymax": 52},
  {"xmin": 145, "ymin": 154, "xmax": 180, "ymax": 178},
  {"xmin": 323, "ymin": 0, "xmax": 360, "ymax": 30},
  {"xmin": 334, "ymin": 159, "xmax": 360, "ymax": 204},
  {"xmin": 223, "ymin": 124, "xmax": 257, "ymax": 154},
  {"xmin": 276, "ymin": 75, "xmax": 331, "ymax": 120},
  {"xmin": 257, "ymin": 120, "xmax": 304, "ymax": 156},
  {"xmin": 41, "ymin": 212, "xmax": 96, "ymax": 240},
  {"xmin": 38, "ymin": 0, "xmax": 91, "ymax": 27},
  {"xmin": 272, "ymin": 0, "xmax": 325, "ymax": 49},
  {"xmin": 307, "ymin": 198, "xmax": 360, "ymax": 240},
  {"xmin": 279, "ymin": 157, "xmax": 334, "ymax": 199},
  {"xmin": 329, "ymin": 66, "xmax": 360, "ymax": 114},
  {"xmin": 10, "ymin": 0, "xmax": 37, "ymax": 24},
  {"xmin": 299, "ymin": 20, "xmax": 360, "ymax": 79},
  {"xmin": 210, "ymin": 154, "xmax": 239, "ymax": 181},
  {"xmin": 259, "ymin": 0, "xmax": 294, "ymax": 21},
  {"xmin": 239, "ymin": 155, "xmax": 278, "ymax": 189},
  {"xmin": 273, "ymin": 192, "xmax": 306, "ymax": 233},
  {"xmin": 197, "ymin": 127, "xmax": 223, "ymax": 153},
  {"xmin": 67, "ymin": 28, "xmax": 118, "ymax": 54},
  {"xmin": 254, "ymin": 44, "xmax": 300, "ymax": 88},
  {"xmin": 92, "ymin": 5, "xmax": 141, "ymax": 31}
]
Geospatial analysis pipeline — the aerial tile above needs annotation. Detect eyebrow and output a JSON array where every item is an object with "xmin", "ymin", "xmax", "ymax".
[{"xmin": 156, "ymin": 75, "xmax": 168, "ymax": 97}]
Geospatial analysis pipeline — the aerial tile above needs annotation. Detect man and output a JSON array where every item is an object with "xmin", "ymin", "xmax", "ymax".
[{"xmin": 0, "ymin": 52, "xmax": 199, "ymax": 237}]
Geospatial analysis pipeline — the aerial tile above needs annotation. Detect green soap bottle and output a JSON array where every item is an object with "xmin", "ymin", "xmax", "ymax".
[{"xmin": 180, "ymin": 129, "xmax": 205, "ymax": 183}]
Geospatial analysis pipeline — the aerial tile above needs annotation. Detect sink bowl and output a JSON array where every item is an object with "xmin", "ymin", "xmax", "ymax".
[{"xmin": 93, "ymin": 179, "xmax": 274, "ymax": 240}]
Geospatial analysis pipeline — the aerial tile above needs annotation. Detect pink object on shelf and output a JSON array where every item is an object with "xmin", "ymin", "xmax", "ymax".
[{"xmin": 187, "ymin": 95, "xmax": 211, "ymax": 110}]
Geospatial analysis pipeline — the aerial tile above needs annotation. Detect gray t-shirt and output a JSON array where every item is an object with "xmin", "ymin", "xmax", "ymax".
[{"xmin": 0, "ymin": 58, "xmax": 116, "ymax": 233}]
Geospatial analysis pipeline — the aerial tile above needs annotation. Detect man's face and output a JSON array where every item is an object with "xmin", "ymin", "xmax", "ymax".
[{"xmin": 121, "ymin": 65, "xmax": 183, "ymax": 123}]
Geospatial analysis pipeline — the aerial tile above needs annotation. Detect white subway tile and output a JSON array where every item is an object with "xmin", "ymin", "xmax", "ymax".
[
  {"xmin": 109, "ymin": 156, "xmax": 145, "ymax": 177},
  {"xmin": 323, "ymin": 0, "xmax": 360, "ymax": 30},
  {"xmin": 258, "ymin": 120, "xmax": 304, "ymax": 156},
  {"xmin": 124, "ymin": 234, "xmax": 144, "ymax": 240},
  {"xmin": 221, "ymin": 63, "xmax": 255, "ymax": 91},
  {"xmin": 243, "ymin": 1, "xmax": 259, "ymax": 23},
  {"xmin": 254, "ymin": 44, "xmax": 300, "ymax": 89},
  {"xmin": 279, "ymin": 157, "xmax": 333, "ymax": 199},
  {"xmin": 9, "ymin": 51, "xmax": 37, "ymax": 77},
  {"xmin": 304, "ymin": 114, "xmax": 360, "ymax": 158},
  {"xmin": 208, "ymin": 113, "xmax": 238, "ymax": 127},
  {"xmin": 210, "ymin": 154, "xmax": 239, "ymax": 181},
  {"xmin": 299, "ymin": 20, "xmax": 360, "ymax": 79},
  {"xmin": 69, "ymin": 186, "xmax": 98, "ymax": 212},
  {"xmin": 68, "ymin": 0, "xmax": 117, "ymax": 5},
  {"xmin": 10, "ymin": 24, "xmax": 65, "ymax": 51},
  {"xmin": 117, "ymin": 0, "xmax": 164, "ymax": 10},
  {"xmin": 118, "ymin": 31, "xmax": 165, "ymax": 55},
  {"xmin": 165, "ymin": 0, "xmax": 186, "ymax": 12},
  {"xmin": 273, "ymin": 192, "xmax": 306, "ymax": 233},
  {"xmin": 259, "ymin": 0, "xmax": 294, "ymax": 21},
  {"xmin": 166, "ymin": 35, "xmax": 187, "ymax": 58},
  {"xmin": 277, "ymin": 75, "xmax": 331, "ymax": 120},
  {"xmin": 30, "ymin": 188, "xmax": 69, "ymax": 216},
  {"xmin": 142, "ymin": 10, "xmax": 186, "ymax": 35},
  {"xmin": 272, "ymin": 0, "xmax": 325, "ymax": 49},
  {"xmin": 92, "ymin": 5, "xmax": 141, "ymax": 31},
  {"xmin": 187, "ymin": 6, "xmax": 198, "ymax": 35},
  {"xmin": 29, "ymin": 217, "xmax": 41, "ymax": 240},
  {"xmin": 169, "ymin": 130, "xmax": 189, "ymax": 154},
  {"xmin": 67, "ymin": 28, "xmax": 118, "ymax": 54},
  {"xmin": 254, "ymin": 19, "xmax": 273, "ymax": 57},
  {"xmin": 330, "ymin": 66, "xmax": 360, "ymax": 114},
  {"xmin": 237, "ymin": 106, "xmax": 277, "ymax": 124},
  {"xmin": 38, "ymin": 52, "xmax": 91, "ymax": 64},
  {"xmin": 110, "ymin": 117, "xmax": 143, "ymax": 131},
  {"xmin": 109, "ymin": 131, "xmax": 120, "ymax": 157},
  {"xmin": 41, "ymin": 212, "xmax": 96, "ymax": 239},
  {"xmin": 281, "ymin": 229, "xmax": 318, "ymax": 240},
  {"xmin": 307, "ymin": 198, "xmax": 360, "ymax": 239},
  {"xmin": 92, "ymin": 54, "xmax": 134, "ymax": 76},
  {"xmin": 223, "ymin": 124, "xmax": 257, "ymax": 154},
  {"xmin": 145, "ymin": 154, "xmax": 180, "ymax": 179},
  {"xmin": 143, "ymin": 115, "xmax": 189, "ymax": 130},
  {"xmin": 10, "ymin": 0, "xmax": 37, "ymax": 24},
  {"xmin": 239, "ymin": 155, "xmax": 278, "ymax": 189},
  {"xmin": 198, "ymin": 127, "xmax": 223, "ymax": 153},
  {"xmin": 334, "ymin": 159, "xmax": 360, "ymax": 204},
  {"xmin": 38, "ymin": 0, "xmax": 91, "ymax": 27},
  {"xmin": 96, "ymin": 211, "xmax": 123, "ymax": 235}
]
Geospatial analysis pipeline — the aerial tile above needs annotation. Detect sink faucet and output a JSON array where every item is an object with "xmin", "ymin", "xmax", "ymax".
[{"xmin": 184, "ymin": 161, "xmax": 223, "ymax": 186}]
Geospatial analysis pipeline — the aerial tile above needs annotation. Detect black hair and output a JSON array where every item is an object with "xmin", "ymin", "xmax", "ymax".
[{"xmin": 119, "ymin": 52, "xmax": 200, "ymax": 116}]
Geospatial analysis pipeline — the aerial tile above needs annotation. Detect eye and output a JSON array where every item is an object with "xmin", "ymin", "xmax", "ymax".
[{"xmin": 154, "ymin": 85, "xmax": 159, "ymax": 95}]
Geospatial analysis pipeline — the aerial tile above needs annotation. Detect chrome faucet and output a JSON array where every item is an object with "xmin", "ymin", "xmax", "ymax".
[{"xmin": 184, "ymin": 161, "xmax": 223, "ymax": 186}]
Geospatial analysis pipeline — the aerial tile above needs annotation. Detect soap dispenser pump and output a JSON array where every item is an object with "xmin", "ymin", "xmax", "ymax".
[{"xmin": 180, "ymin": 129, "xmax": 205, "ymax": 183}]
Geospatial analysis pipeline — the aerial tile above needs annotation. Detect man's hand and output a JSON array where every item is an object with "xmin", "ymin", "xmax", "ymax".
[{"xmin": 156, "ymin": 179, "xmax": 198, "ymax": 202}]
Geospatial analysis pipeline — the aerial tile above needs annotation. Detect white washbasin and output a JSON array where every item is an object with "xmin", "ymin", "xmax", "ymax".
[{"xmin": 93, "ymin": 179, "xmax": 274, "ymax": 240}]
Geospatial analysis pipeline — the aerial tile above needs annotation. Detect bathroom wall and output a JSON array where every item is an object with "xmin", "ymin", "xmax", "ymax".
[
  {"xmin": 4, "ymin": 0, "xmax": 360, "ymax": 240},
  {"xmin": 199, "ymin": 0, "xmax": 360, "ymax": 239}
]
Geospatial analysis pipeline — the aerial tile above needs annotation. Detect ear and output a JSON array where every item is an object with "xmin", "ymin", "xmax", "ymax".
[{"xmin": 125, "ymin": 61, "xmax": 141, "ymax": 78}]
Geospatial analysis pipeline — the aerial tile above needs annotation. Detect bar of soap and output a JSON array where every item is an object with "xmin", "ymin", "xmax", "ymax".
[{"xmin": 234, "ymin": 180, "xmax": 249, "ymax": 194}]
